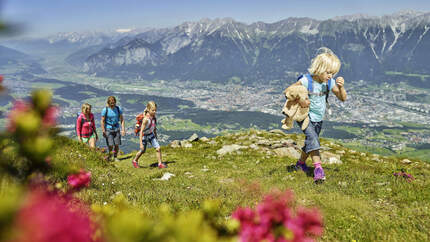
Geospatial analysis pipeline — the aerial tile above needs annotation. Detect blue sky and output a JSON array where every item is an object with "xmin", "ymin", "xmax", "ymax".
[{"xmin": 2, "ymin": 0, "xmax": 430, "ymax": 37}]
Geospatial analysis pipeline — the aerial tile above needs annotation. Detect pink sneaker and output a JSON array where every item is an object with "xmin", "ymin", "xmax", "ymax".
[
  {"xmin": 313, "ymin": 167, "xmax": 326, "ymax": 183},
  {"xmin": 132, "ymin": 160, "xmax": 139, "ymax": 168},
  {"xmin": 158, "ymin": 162, "xmax": 167, "ymax": 169}
]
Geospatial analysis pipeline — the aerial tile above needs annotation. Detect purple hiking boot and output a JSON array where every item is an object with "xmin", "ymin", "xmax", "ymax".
[
  {"xmin": 295, "ymin": 160, "xmax": 309, "ymax": 173},
  {"xmin": 313, "ymin": 166, "xmax": 326, "ymax": 183}
]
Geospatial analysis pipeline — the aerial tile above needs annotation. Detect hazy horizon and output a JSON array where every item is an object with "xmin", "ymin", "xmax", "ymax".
[{"xmin": 1, "ymin": 0, "xmax": 430, "ymax": 38}]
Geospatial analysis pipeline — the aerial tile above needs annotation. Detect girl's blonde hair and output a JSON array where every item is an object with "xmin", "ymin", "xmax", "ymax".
[
  {"xmin": 144, "ymin": 101, "xmax": 157, "ymax": 115},
  {"xmin": 81, "ymin": 103, "xmax": 92, "ymax": 114},
  {"xmin": 106, "ymin": 96, "xmax": 116, "ymax": 107},
  {"xmin": 308, "ymin": 47, "xmax": 341, "ymax": 76}
]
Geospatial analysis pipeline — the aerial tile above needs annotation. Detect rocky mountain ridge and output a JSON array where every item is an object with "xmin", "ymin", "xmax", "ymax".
[{"xmin": 79, "ymin": 11, "xmax": 430, "ymax": 85}]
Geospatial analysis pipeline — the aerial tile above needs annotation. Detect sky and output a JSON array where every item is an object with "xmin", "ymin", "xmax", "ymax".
[{"xmin": 1, "ymin": 0, "xmax": 430, "ymax": 38}]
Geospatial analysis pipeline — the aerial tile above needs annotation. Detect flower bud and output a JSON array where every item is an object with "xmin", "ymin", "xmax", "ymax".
[
  {"xmin": 22, "ymin": 136, "xmax": 53, "ymax": 162},
  {"xmin": 225, "ymin": 219, "xmax": 240, "ymax": 233},
  {"xmin": 14, "ymin": 111, "xmax": 41, "ymax": 135},
  {"xmin": 32, "ymin": 89, "xmax": 52, "ymax": 112},
  {"xmin": 203, "ymin": 200, "xmax": 221, "ymax": 217}
]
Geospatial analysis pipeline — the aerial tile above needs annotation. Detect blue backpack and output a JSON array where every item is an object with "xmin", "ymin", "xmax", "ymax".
[{"xmin": 297, "ymin": 74, "xmax": 332, "ymax": 104}]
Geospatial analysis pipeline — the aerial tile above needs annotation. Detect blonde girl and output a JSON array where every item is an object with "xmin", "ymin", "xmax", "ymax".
[
  {"xmin": 288, "ymin": 47, "xmax": 347, "ymax": 183},
  {"xmin": 132, "ymin": 101, "xmax": 166, "ymax": 168},
  {"xmin": 76, "ymin": 103, "xmax": 98, "ymax": 148}
]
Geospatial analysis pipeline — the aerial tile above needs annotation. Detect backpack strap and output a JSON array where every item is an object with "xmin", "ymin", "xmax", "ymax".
[
  {"xmin": 305, "ymin": 74, "xmax": 313, "ymax": 93},
  {"xmin": 326, "ymin": 79, "xmax": 332, "ymax": 104},
  {"xmin": 304, "ymin": 74, "xmax": 330, "ymax": 103}
]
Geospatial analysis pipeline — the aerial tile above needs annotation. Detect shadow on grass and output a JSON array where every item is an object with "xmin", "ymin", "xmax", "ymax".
[
  {"xmin": 286, "ymin": 164, "xmax": 340, "ymax": 178},
  {"xmin": 149, "ymin": 160, "xmax": 176, "ymax": 168}
]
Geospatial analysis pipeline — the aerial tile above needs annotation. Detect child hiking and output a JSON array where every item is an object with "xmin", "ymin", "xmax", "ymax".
[
  {"xmin": 288, "ymin": 47, "xmax": 347, "ymax": 183},
  {"xmin": 132, "ymin": 101, "xmax": 166, "ymax": 169},
  {"xmin": 101, "ymin": 96, "xmax": 125, "ymax": 161},
  {"xmin": 76, "ymin": 103, "xmax": 98, "ymax": 148}
]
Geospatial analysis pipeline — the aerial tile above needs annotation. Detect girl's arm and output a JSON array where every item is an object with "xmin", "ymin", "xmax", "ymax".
[
  {"xmin": 76, "ymin": 115, "xmax": 82, "ymax": 141},
  {"xmin": 101, "ymin": 108, "xmax": 106, "ymax": 137},
  {"xmin": 139, "ymin": 118, "xmax": 149, "ymax": 148},
  {"xmin": 332, "ymin": 77, "xmax": 347, "ymax": 101},
  {"xmin": 120, "ymin": 114, "xmax": 125, "ymax": 136},
  {"xmin": 91, "ymin": 115, "xmax": 98, "ymax": 138}
]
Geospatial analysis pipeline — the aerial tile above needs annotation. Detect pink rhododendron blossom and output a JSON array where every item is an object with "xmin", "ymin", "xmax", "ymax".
[
  {"xmin": 42, "ymin": 105, "xmax": 58, "ymax": 127},
  {"xmin": 232, "ymin": 190, "xmax": 323, "ymax": 242},
  {"xmin": 67, "ymin": 169, "xmax": 91, "ymax": 190},
  {"xmin": 12, "ymin": 188, "xmax": 100, "ymax": 242},
  {"xmin": 0, "ymin": 75, "xmax": 4, "ymax": 90},
  {"xmin": 7, "ymin": 100, "xmax": 31, "ymax": 132},
  {"xmin": 393, "ymin": 171, "xmax": 414, "ymax": 182}
]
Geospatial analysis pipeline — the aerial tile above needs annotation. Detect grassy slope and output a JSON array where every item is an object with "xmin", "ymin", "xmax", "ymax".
[{"xmin": 52, "ymin": 130, "xmax": 430, "ymax": 241}]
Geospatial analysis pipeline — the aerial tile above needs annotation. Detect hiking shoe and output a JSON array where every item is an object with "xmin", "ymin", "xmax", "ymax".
[
  {"xmin": 295, "ymin": 161, "xmax": 309, "ymax": 173},
  {"xmin": 158, "ymin": 162, "xmax": 167, "ymax": 169},
  {"xmin": 313, "ymin": 167, "xmax": 326, "ymax": 182},
  {"xmin": 132, "ymin": 160, "xmax": 139, "ymax": 168}
]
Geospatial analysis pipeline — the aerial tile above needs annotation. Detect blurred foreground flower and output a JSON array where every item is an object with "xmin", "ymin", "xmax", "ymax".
[
  {"xmin": 11, "ymin": 188, "xmax": 101, "ymax": 242},
  {"xmin": 68, "ymin": 169, "xmax": 92, "ymax": 190},
  {"xmin": 6, "ymin": 100, "xmax": 32, "ymax": 133},
  {"xmin": 0, "ymin": 75, "xmax": 4, "ymax": 91},
  {"xmin": 232, "ymin": 190, "xmax": 323, "ymax": 242},
  {"xmin": 42, "ymin": 105, "xmax": 59, "ymax": 127}
]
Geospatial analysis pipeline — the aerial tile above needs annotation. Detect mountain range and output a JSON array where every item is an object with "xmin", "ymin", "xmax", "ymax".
[{"xmin": 2, "ymin": 11, "xmax": 430, "ymax": 85}]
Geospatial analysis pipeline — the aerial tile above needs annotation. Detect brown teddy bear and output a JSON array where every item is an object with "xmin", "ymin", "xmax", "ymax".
[{"xmin": 281, "ymin": 85, "xmax": 310, "ymax": 130}]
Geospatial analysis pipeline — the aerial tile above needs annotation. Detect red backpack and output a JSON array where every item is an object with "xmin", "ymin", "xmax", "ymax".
[
  {"xmin": 134, "ymin": 113, "xmax": 145, "ymax": 136},
  {"xmin": 134, "ymin": 114, "xmax": 157, "ymax": 136}
]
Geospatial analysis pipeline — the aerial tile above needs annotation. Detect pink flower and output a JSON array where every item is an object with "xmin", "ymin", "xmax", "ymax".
[
  {"xmin": 232, "ymin": 190, "xmax": 323, "ymax": 242},
  {"xmin": 285, "ymin": 207, "xmax": 323, "ymax": 241},
  {"xmin": 393, "ymin": 171, "xmax": 414, "ymax": 182},
  {"xmin": 67, "ymin": 169, "xmax": 91, "ymax": 190},
  {"xmin": 7, "ymin": 100, "xmax": 31, "ymax": 132},
  {"xmin": 12, "ymin": 188, "xmax": 101, "ymax": 242},
  {"xmin": 257, "ymin": 191, "xmax": 293, "ymax": 225},
  {"xmin": 43, "ymin": 105, "xmax": 58, "ymax": 127}
]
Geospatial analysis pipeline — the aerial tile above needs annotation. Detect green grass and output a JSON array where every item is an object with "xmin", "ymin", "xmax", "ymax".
[
  {"xmin": 49, "ymin": 130, "xmax": 430, "ymax": 241},
  {"xmin": 385, "ymin": 71, "xmax": 430, "ymax": 81}
]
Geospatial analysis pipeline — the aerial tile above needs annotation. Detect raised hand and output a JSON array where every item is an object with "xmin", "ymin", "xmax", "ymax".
[{"xmin": 336, "ymin": 77, "xmax": 345, "ymax": 88}]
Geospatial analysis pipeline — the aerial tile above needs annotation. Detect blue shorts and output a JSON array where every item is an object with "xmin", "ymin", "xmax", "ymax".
[
  {"xmin": 297, "ymin": 120, "xmax": 323, "ymax": 154},
  {"xmin": 141, "ymin": 133, "xmax": 160, "ymax": 152}
]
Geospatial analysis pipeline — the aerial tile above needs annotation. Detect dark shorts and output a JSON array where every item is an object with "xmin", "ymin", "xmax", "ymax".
[
  {"xmin": 105, "ymin": 129, "xmax": 121, "ymax": 147},
  {"xmin": 141, "ymin": 133, "xmax": 160, "ymax": 152},
  {"xmin": 297, "ymin": 120, "xmax": 323, "ymax": 154}
]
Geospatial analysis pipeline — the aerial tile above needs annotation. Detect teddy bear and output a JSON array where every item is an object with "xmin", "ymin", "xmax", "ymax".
[{"xmin": 281, "ymin": 85, "xmax": 310, "ymax": 130}]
